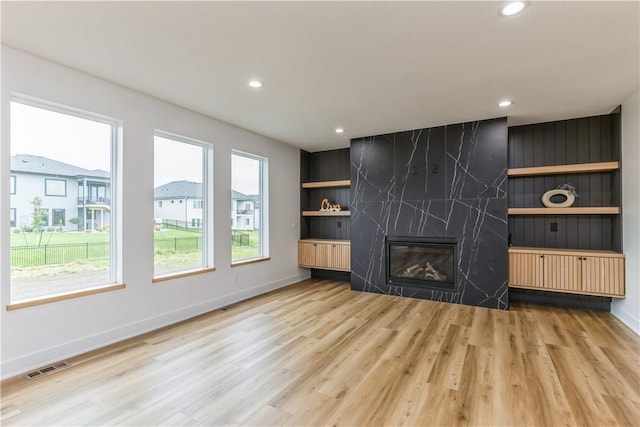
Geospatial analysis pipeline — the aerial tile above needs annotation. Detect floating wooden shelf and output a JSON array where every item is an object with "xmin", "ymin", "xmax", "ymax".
[
  {"xmin": 508, "ymin": 161, "xmax": 620, "ymax": 177},
  {"xmin": 302, "ymin": 210, "xmax": 351, "ymax": 217},
  {"xmin": 508, "ymin": 207, "xmax": 620, "ymax": 215},
  {"xmin": 302, "ymin": 180, "xmax": 351, "ymax": 189}
]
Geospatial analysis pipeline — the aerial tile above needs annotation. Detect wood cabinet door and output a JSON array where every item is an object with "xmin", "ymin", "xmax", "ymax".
[
  {"xmin": 581, "ymin": 256, "xmax": 625, "ymax": 296},
  {"xmin": 543, "ymin": 254, "xmax": 582, "ymax": 292},
  {"xmin": 328, "ymin": 243, "xmax": 350, "ymax": 271},
  {"xmin": 314, "ymin": 242, "xmax": 331, "ymax": 269},
  {"xmin": 509, "ymin": 252, "xmax": 545, "ymax": 288},
  {"xmin": 298, "ymin": 241, "xmax": 317, "ymax": 268}
]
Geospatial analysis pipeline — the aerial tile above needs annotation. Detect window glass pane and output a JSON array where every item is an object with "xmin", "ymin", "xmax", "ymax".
[
  {"xmin": 45, "ymin": 178, "xmax": 67, "ymax": 196},
  {"xmin": 10, "ymin": 100, "xmax": 114, "ymax": 302},
  {"xmin": 154, "ymin": 134, "xmax": 210, "ymax": 276},
  {"xmin": 10, "ymin": 175, "xmax": 16, "ymax": 194},
  {"xmin": 10, "ymin": 208, "xmax": 16, "ymax": 227},
  {"xmin": 231, "ymin": 152, "xmax": 267, "ymax": 262}
]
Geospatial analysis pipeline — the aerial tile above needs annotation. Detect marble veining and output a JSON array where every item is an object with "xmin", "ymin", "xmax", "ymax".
[{"xmin": 350, "ymin": 118, "xmax": 508, "ymax": 310}]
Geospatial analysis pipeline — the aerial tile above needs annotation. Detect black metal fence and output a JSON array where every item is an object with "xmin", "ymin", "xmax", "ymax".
[
  {"xmin": 154, "ymin": 237, "xmax": 202, "ymax": 253},
  {"xmin": 11, "ymin": 236, "xmax": 205, "ymax": 268},
  {"xmin": 11, "ymin": 242, "xmax": 110, "ymax": 268},
  {"xmin": 232, "ymin": 230, "xmax": 250, "ymax": 246}
]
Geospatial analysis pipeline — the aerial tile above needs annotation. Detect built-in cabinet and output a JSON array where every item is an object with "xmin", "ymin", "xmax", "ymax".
[
  {"xmin": 299, "ymin": 149, "xmax": 351, "ymax": 273},
  {"xmin": 509, "ymin": 247, "xmax": 625, "ymax": 297},
  {"xmin": 298, "ymin": 239, "xmax": 350, "ymax": 271},
  {"xmin": 507, "ymin": 111, "xmax": 625, "ymax": 299}
]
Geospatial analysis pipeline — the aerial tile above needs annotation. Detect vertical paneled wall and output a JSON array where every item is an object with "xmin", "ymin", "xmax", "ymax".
[
  {"xmin": 300, "ymin": 148, "xmax": 351, "ymax": 241},
  {"xmin": 508, "ymin": 112, "xmax": 622, "ymax": 252}
]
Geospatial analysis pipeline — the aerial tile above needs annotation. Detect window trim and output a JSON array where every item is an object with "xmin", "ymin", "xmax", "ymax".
[
  {"xmin": 9, "ymin": 95, "xmax": 122, "ymax": 305},
  {"xmin": 153, "ymin": 131, "xmax": 214, "ymax": 278},
  {"xmin": 231, "ymin": 150, "xmax": 269, "ymax": 264},
  {"xmin": 52, "ymin": 208, "xmax": 66, "ymax": 227},
  {"xmin": 7, "ymin": 283, "xmax": 126, "ymax": 311},
  {"xmin": 10, "ymin": 207, "xmax": 16, "ymax": 227},
  {"xmin": 10, "ymin": 175, "xmax": 16, "ymax": 195},
  {"xmin": 44, "ymin": 178, "xmax": 67, "ymax": 197}
]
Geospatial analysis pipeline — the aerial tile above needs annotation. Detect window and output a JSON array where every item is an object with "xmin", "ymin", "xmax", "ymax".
[
  {"xmin": 154, "ymin": 132, "xmax": 213, "ymax": 277},
  {"xmin": 41, "ymin": 208, "xmax": 50, "ymax": 227},
  {"xmin": 9, "ymin": 98, "xmax": 118, "ymax": 303},
  {"xmin": 10, "ymin": 175, "xmax": 16, "ymax": 194},
  {"xmin": 45, "ymin": 178, "xmax": 67, "ymax": 196},
  {"xmin": 158, "ymin": 200, "xmax": 163, "ymax": 208},
  {"xmin": 231, "ymin": 151, "xmax": 268, "ymax": 263},
  {"xmin": 193, "ymin": 200, "xmax": 203, "ymax": 209},
  {"xmin": 10, "ymin": 208, "xmax": 16, "ymax": 227},
  {"xmin": 52, "ymin": 209, "xmax": 66, "ymax": 227}
]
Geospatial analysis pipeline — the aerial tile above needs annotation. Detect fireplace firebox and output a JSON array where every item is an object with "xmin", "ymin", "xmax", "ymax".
[{"xmin": 385, "ymin": 236, "xmax": 457, "ymax": 290}]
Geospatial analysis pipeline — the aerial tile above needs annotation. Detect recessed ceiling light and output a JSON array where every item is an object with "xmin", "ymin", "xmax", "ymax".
[
  {"xmin": 335, "ymin": 128, "xmax": 345, "ymax": 134},
  {"xmin": 501, "ymin": 1, "xmax": 527, "ymax": 16},
  {"xmin": 248, "ymin": 80, "xmax": 263, "ymax": 88},
  {"xmin": 498, "ymin": 100, "xmax": 513, "ymax": 107}
]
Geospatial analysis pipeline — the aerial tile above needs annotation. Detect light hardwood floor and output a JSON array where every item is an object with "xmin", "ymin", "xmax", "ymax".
[{"xmin": 2, "ymin": 279, "xmax": 639, "ymax": 426}]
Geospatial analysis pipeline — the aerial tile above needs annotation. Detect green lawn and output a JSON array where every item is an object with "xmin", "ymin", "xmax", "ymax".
[
  {"xmin": 232, "ymin": 229, "xmax": 261, "ymax": 261},
  {"xmin": 10, "ymin": 228, "xmax": 262, "ymax": 269},
  {"xmin": 11, "ymin": 230, "xmax": 109, "ymax": 247}
]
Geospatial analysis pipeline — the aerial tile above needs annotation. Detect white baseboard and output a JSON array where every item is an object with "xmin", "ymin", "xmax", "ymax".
[
  {"xmin": 1, "ymin": 273, "xmax": 308, "ymax": 380},
  {"xmin": 611, "ymin": 307, "xmax": 640, "ymax": 336}
]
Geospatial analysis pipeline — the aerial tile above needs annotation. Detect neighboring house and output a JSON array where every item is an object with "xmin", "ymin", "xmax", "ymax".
[
  {"xmin": 154, "ymin": 180, "xmax": 203, "ymax": 229},
  {"xmin": 10, "ymin": 154, "xmax": 110, "ymax": 232},
  {"xmin": 153, "ymin": 183, "xmax": 260, "ymax": 231},
  {"xmin": 231, "ymin": 190, "xmax": 259, "ymax": 231}
]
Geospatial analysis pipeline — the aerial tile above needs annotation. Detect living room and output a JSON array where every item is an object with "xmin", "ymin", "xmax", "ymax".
[{"xmin": 1, "ymin": 2, "xmax": 638, "ymax": 425}]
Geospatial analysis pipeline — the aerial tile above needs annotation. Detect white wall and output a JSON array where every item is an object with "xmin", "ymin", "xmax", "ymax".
[
  {"xmin": 0, "ymin": 47, "xmax": 309, "ymax": 379},
  {"xmin": 612, "ymin": 89, "xmax": 640, "ymax": 335}
]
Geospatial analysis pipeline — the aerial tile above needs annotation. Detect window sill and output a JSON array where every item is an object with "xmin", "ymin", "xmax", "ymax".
[
  {"xmin": 231, "ymin": 257, "xmax": 271, "ymax": 267},
  {"xmin": 6, "ymin": 283, "xmax": 126, "ymax": 311},
  {"xmin": 152, "ymin": 267, "xmax": 216, "ymax": 283}
]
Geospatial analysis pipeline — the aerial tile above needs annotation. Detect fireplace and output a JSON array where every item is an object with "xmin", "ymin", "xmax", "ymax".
[{"xmin": 385, "ymin": 236, "xmax": 457, "ymax": 290}]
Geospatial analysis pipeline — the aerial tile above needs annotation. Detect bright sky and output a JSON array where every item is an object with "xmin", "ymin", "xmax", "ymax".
[
  {"xmin": 154, "ymin": 136, "xmax": 203, "ymax": 187},
  {"xmin": 10, "ymin": 101, "xmax": 111, "ymax": 171},
  {"xmin": 11, "ymin": 101, "xmax": 261, "ymax": 194},
  {"xmin": 232, "ymin": 154, "xmax": 259, "ymax": 195}
]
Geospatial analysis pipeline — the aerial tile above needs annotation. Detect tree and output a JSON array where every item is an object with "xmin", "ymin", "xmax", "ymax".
[{"xmin": 29, "ymin": 196, "xmax": 49, "ymax": 246}]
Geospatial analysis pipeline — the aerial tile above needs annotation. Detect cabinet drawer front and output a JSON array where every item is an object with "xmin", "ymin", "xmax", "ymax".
[
  {"xmin": 328, "ymin": 243, "xmax": 351, "ymax": 271},
  {"xmin": 509, "ymin": 252, "xmax": 544, "ymax": 288},
  {"xmin": 544, "ymin": 255, "xmax": 581, "ymax": 292},
  {"xmin": 298, "ymin": 242, "xmax": 316, "ymax": 267},
  {"xmin": 581, "ymin": 257, "xmax": 625, "ymax": 296}
]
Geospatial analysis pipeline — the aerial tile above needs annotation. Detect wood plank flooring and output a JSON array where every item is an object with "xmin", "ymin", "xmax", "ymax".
[{"xmin": 2, "ymin": 279, "xmax": 639, "ymax": 426}]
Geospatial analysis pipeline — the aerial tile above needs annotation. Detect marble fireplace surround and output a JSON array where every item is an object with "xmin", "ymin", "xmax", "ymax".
[{"xmin": 350, "ymin": 118, "xmax": 509, "ymax": 309}]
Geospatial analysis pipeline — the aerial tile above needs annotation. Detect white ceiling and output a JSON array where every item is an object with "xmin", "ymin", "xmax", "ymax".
[{"xmin": 1, "ymin": 1, "xmax": 638, "ymax": 152}]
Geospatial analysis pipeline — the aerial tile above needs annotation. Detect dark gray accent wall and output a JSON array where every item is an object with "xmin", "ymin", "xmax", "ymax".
[
  {"xmin": 300, "ymin": 148, "xmax": 351, "ymax": 241},
  {"xmin": 507, "ymin": 112, "xmax": 622, "ymax": 251},
  {"xmin": 350, "ymin": 118, "xmax": 509, "ymax": 310}
]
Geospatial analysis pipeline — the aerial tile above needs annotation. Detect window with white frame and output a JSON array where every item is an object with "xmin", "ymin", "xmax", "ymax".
[
  {"xmin": 231, "ymin": 151, "xmax": 268, "ymax": 263},
  {"xmin": 10, "ymin": 208, "xmax": 16, "ymax": 227},
  {"xmin": 9, "ymin": 98, "xmax": 118, "ymax": 303},
  {"xmin": 10, "ymin": 175, "xmax": 16, "ymax": 194},
  {"xmin": 154, "ymin": 133, "xmax": 213, "ymax": 277},
  {"xmin": 45, "ymin": 178, "xmax": 67, "ymax": 196}
]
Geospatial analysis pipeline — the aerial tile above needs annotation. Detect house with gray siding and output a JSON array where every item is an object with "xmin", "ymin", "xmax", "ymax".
[{"xmin": 10, "ymin": 154, "xmax": 110, "ymax": 231}]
